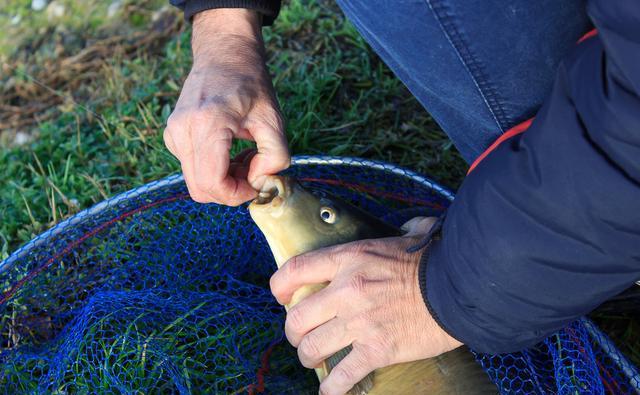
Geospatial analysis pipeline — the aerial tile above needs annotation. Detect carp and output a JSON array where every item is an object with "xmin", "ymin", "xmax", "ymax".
[{"xmin": 249, "ymin": 176, "xmax": 497, "ymax": 395}]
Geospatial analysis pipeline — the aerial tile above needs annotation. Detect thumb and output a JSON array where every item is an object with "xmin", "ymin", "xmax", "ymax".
[
  {"xmin": 401, "ymin": 216, "xmax": 437, "ymax": 236},
  {"xmin": 247, "ymin": 125, "xmax": 290, "ymax": 190}
]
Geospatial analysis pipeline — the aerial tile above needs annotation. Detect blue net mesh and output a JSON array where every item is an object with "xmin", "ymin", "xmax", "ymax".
[{"xmin": 1, "ymin": 156, "xmax": 638, "ymax": 394}]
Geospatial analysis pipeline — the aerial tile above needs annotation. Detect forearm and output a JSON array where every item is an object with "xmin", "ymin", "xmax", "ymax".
[
  {"xmin": 422, "ymin": 0, "xmax": 640, "ymax": 354},
  {"xmin": 191, "ymin": 8, "xmax": 265, "ymax": 67}
]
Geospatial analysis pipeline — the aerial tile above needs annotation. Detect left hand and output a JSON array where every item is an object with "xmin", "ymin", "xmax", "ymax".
[{"xmin": 270, "ymin": 217, "xmax": 463, "ymax": 395}]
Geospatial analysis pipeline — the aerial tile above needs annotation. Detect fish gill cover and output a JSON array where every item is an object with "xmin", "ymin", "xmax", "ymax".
[{"xmin": 0, "ymin": 156, "xmax": 638, "ymax": 394}]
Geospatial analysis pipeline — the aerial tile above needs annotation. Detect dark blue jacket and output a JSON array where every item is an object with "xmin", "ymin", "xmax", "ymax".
[
  {"xmin": 172, "ymin": 0, "xmax": 640, "ymax": 354},
  {"xmin": 422, "ymin": 1, "xmax": 640, "ymax": 353}
]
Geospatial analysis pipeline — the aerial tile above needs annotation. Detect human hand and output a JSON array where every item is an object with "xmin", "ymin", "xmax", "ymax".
[
  {"xmin": 270, "ymin": 217, "xmax": 462, "ymax": 395},
  {"xmin": 164, "ymin": 9, "xmax": 289, "ymax": 205}
]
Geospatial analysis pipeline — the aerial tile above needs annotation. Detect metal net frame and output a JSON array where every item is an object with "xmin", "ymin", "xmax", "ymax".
[{"xmin": 0, "ymin": 155, "xmax": 638, "ymax": 394}]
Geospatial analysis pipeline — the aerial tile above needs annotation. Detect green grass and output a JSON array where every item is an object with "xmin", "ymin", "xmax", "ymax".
[
  {"xmin": 1, "ymin": 0, "xmax": 639, "ymax": 388},
  {"xmin": 1, "ymin": 291, "xmax": 312, "ymax": 392},
  {"xmin": 0, "ymin": 1, "xmax": 463, "ymax": 389},
  {"xmin": 0, "ymin": 0, "xmax": 464, "ymax": 258}
]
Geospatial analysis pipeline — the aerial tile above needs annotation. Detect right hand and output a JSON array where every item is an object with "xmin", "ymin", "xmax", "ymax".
[{"xmin": 163, "ymin": 9, "xmax": 289, "ymax": 205}]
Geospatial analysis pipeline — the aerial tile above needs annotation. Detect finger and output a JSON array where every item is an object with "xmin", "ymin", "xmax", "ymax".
[
  {"xmin": 400, "ymin": 216, "xmax": 437, "ymax": 236},
  {"xmin": 296, "ymin": 318, "xmax": 352, "ymax": 369},
  {"xmin": 167, "ymin": 111, "xmax": 218, "ymax": 203},
  {"xmin": 192, "ymin": 127, "xmax": 256, "ymax": 205},
  {"xmin": 176, "ymin": 145, "xmax": 206, "ymax": 203},
  {"xmin": 246, "ymin": 123, "xmax": 290, "ymax": 190},
  {"xmin": 270, "ymin": 248, "xmax": 342, "ymax": 305},
  {"xmin": 164, "ymin": 112, "xmax": 187, "ymax": 158},
  {"xmin": 285, "ymin": 288, "xmax": 340, "ymax": 347},
  {"xmin": 318, "ymin": 346, "xmax": 378, "ymax": 395},
  {"xmin": 163, "ymin": 128, "xmax": 179, "ymax": 157}
]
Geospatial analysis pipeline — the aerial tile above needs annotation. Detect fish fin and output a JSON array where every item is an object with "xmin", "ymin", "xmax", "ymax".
[
  {"xmin": 433, "ymin": 347, "xmax": 498, "ymax": 394},
  {"xmin": 324, "ymin": 345, "xmax": 375, "ymax": 395},
  {"xmin": 364, "ymin": 347, "xmax": 497, "ymax": 395}
]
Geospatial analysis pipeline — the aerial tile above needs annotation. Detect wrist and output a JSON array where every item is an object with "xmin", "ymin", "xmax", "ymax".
[
  {"xmin": 192, "ymin": 9, "xmax": 264, "ymax": 66},
  {"xmin": 193, "ymin": 8, "xmax": 261, "ymax": 41}
]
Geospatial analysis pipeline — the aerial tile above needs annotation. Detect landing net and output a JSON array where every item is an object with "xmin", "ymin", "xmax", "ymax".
[{"xmin": 1, "ymin": 156, "xmax": 637, "ymax": 394}]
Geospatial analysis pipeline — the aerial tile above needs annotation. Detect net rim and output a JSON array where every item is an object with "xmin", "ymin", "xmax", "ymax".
[{"xmin": 0, "ymin": 155, "xmax": 454, "ymax": 273}]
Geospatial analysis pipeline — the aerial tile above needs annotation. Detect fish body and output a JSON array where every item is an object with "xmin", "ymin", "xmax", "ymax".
[{"xmin": 249, "ymin": 176, "xmax": 497, "ymax": 394}]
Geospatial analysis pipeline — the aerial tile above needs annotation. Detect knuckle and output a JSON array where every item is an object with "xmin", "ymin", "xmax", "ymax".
[
  {"xmin": 218, "ymin": 126, "xmax": 235, "ymax": 139},
  {"xmin": 162, "ymin": 127, "xmax": 172, "ymax": 143},
  {"xmin": 359, "ymin": 340, "xmax": 391, "ymax": 368},
  {"xmin": 165, "ymin": 116, "xmax": 193, "ymax": 147},
  {"xmin": 354, "ymin": 239, "xmax": 375, "ymax": 255},
  {"xmin": 275, "ymin": 153, "xmax": 291, "ymax": 169},
  {"xmin": 165, "ymin": 113, "xmax": 181, "ymax": 131},
  {"xmin": 162, "ymin": 129, "xmax": 177, "ymax": 154},
  {"xmin": 348, "ymin": 272, "xmax": 369, "ymax": 296},
  {"xmin": 334, "ymin": 241, "xmax": 368, "ymax": 264},
  {"xmin": 269, "ymin": 274, "xmax": 284, "ymax": 302},
  {"xmin": 298, "ymin": 335, "xmax": 321, "ymax": 368},
  {"xmin": 286, "ymin": 306, "xmax": 306, "ymax": 337},
  {"xmin": 319, "ymin": 380, "xmax": 335, "ymax": 395},
  {"xmin": 332, "ymin": 365, "xmax": 356, "ymax": 386},
  {"xmin": 351, "ymin": 312, "xmax": 374, "ymax": 332},
  {"xmin": 286, "ymin": 255, "xmax": 306, "ymax": 278}
]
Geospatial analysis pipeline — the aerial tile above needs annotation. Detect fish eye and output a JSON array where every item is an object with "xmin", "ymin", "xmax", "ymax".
[{"xmin": 320, "ymin": 206, "xmax": 336, "ymax": 224}]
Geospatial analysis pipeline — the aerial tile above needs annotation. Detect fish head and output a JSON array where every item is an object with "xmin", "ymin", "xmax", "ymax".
[{"xmin": 248, "ymin": 176, "xmax": 382, "ymax": 266}]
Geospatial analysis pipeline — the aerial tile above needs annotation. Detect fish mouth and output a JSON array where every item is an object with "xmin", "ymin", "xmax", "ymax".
[{"xmin": 252, "ymin": 176, "xmax": 292, "ymax": 208}]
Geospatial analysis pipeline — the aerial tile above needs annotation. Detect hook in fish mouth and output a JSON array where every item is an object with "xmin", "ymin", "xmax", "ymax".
[{"xmin": 253, "ymin": 176, "xmax": 291, "ymax": 206}]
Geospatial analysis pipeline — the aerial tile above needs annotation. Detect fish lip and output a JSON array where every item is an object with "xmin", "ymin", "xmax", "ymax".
[{"xmin": 251, "ymin": 176, "xmax": 293, "ymax": 207}]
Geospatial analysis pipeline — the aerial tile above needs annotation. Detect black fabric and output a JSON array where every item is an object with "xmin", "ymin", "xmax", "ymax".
[
  {"xmin": 169, "ymin": 0, "xmax": 281, "ymax": 25},
  {"xmin": 417, "ymin": 230, "xmax": 461, "ymax": 345},
  {"xmin": 422, "ymin": 0, "xmax": 640, "ymax": 354}
]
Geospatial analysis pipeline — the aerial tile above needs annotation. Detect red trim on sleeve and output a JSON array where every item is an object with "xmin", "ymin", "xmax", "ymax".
[
  {"xmin": 467, "ymin": 28, "xmax": 599, "ymax": 175},
  {"xmin": 577, "ymin": 28, "xmax": 598, "ymax": 44},
  {"xmin": 467, "ymin": 118, "xmax": 533, "ymax": 174}
]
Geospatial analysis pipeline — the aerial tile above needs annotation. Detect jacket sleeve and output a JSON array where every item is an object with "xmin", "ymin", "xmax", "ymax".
[
  {"xmin": 169, "ymin": 0, "xmax": 281, "ymax": 25},
  {"xmin": 420, "ymin": 0, "xmax": 640, "ymax": 354}
]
